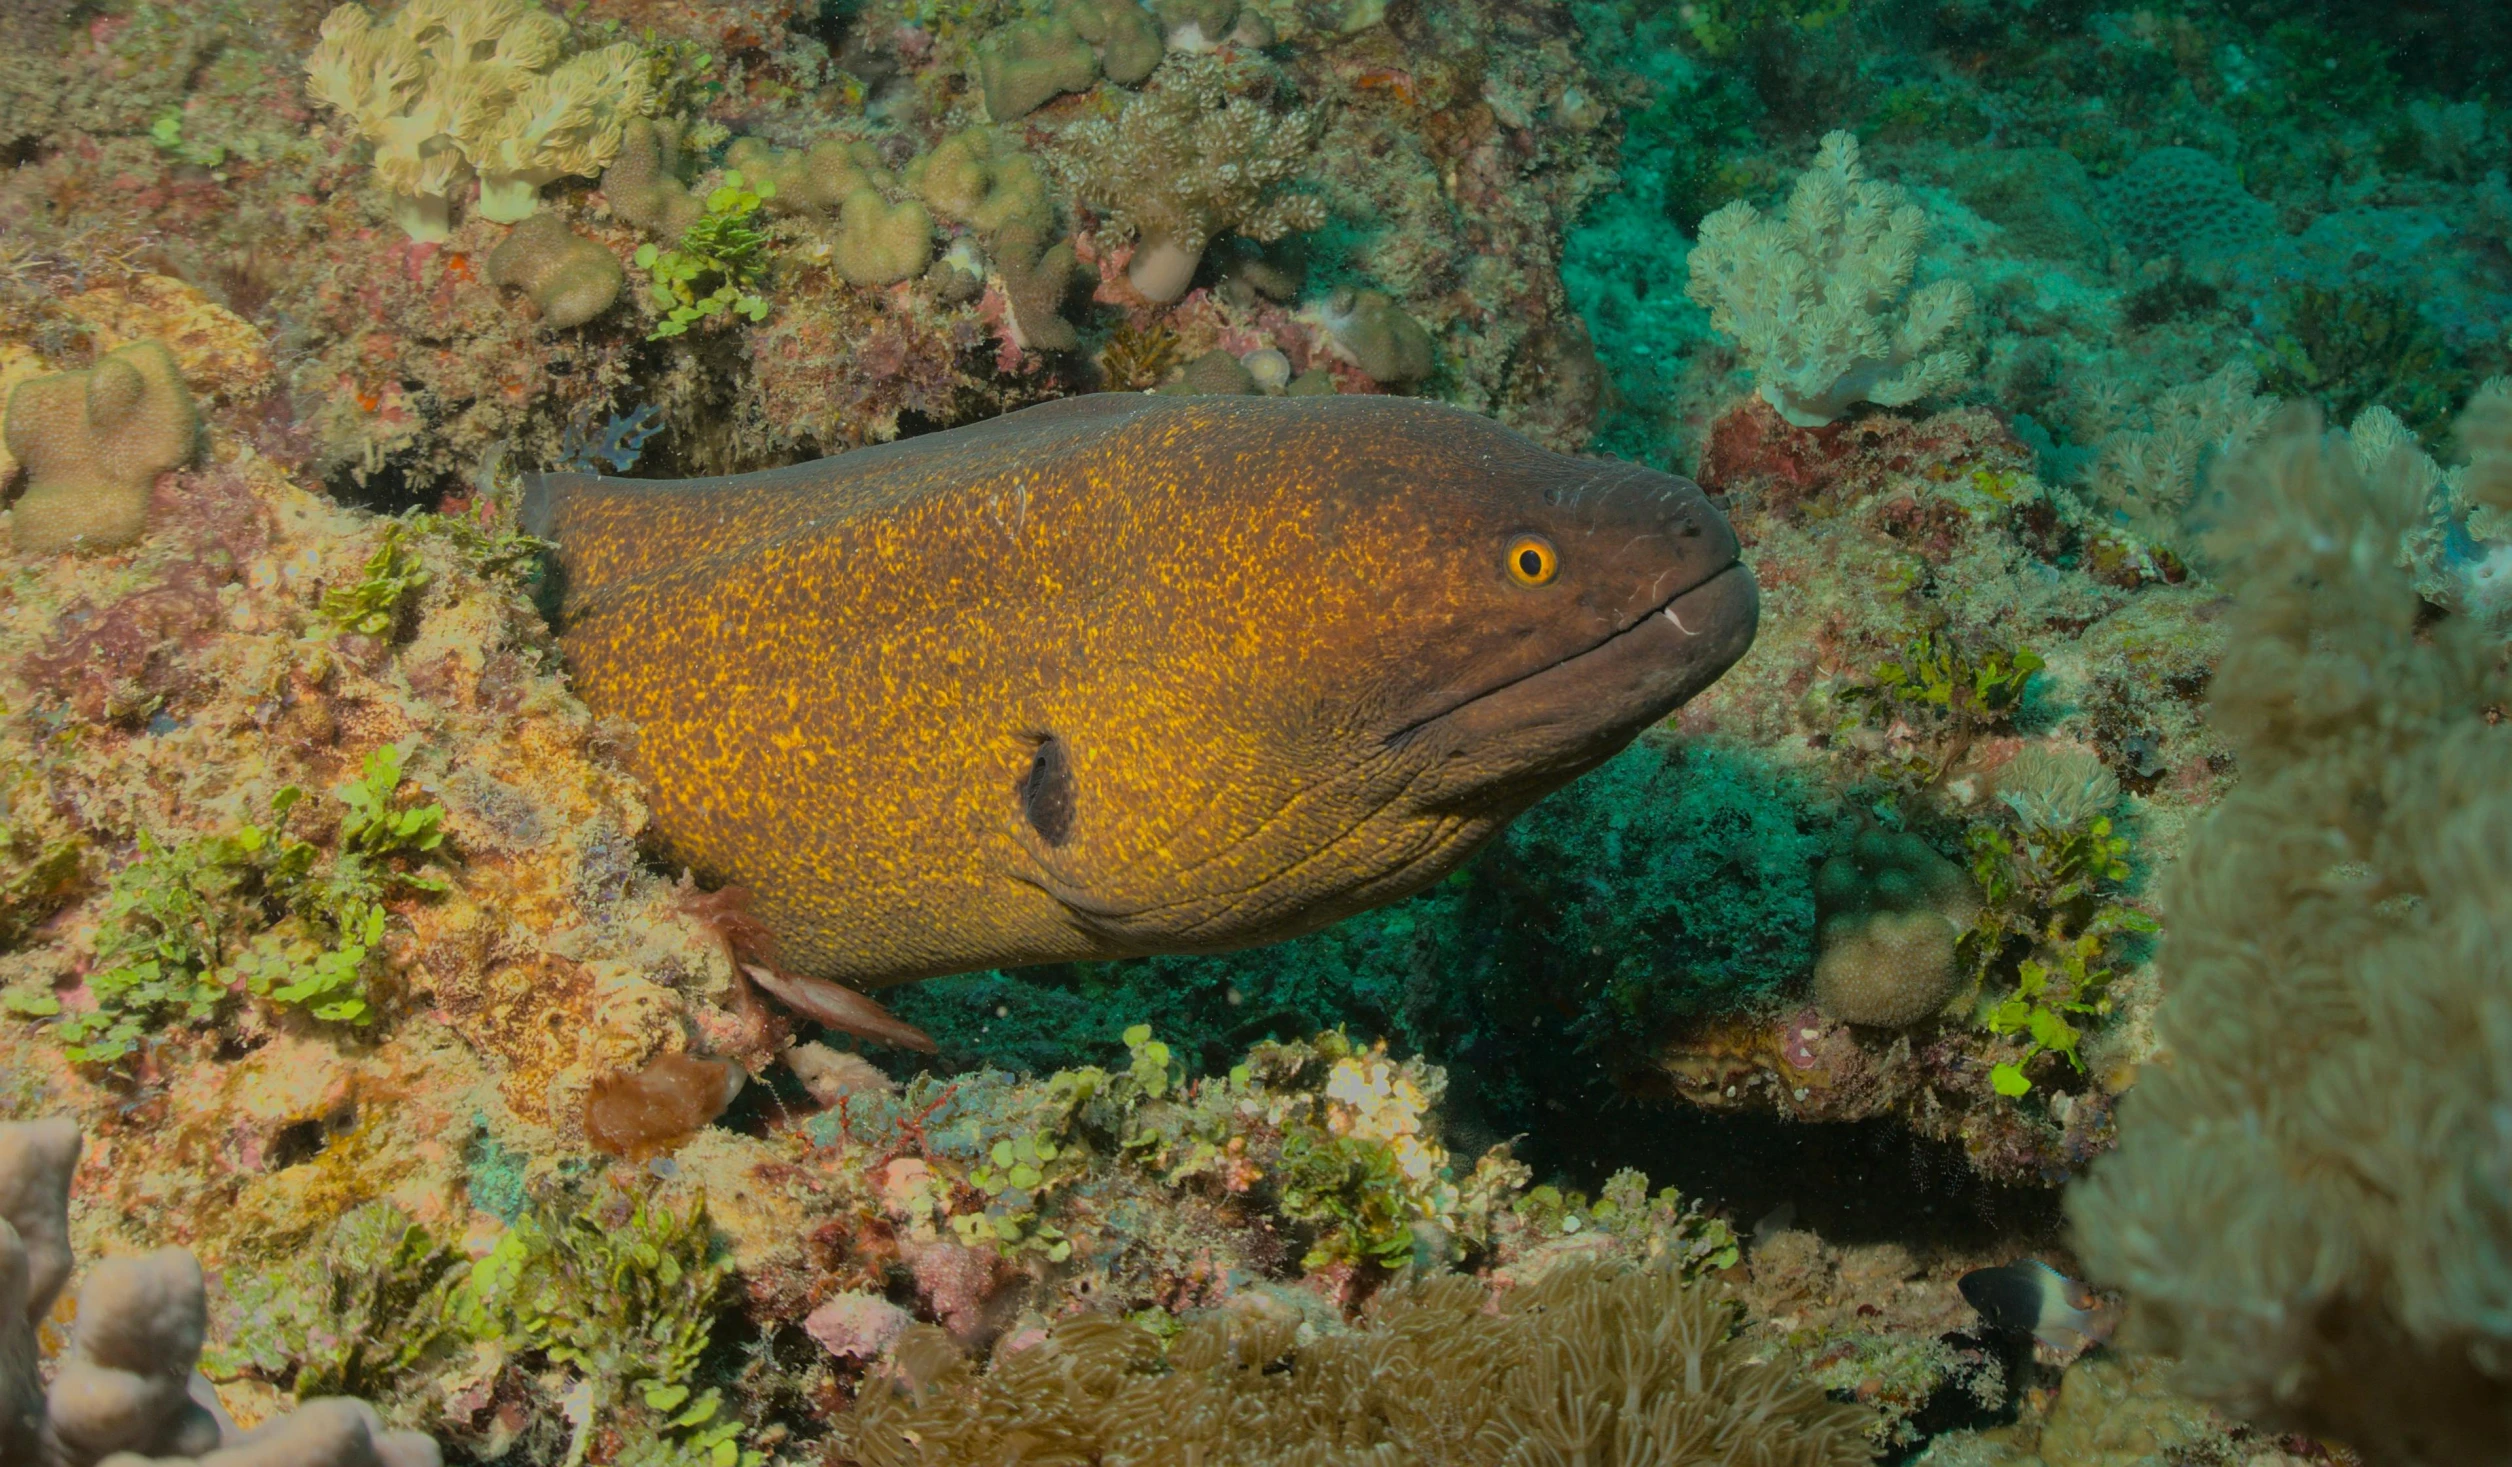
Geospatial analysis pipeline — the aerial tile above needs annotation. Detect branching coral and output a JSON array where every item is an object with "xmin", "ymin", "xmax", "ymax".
[
  {"xmin": 304, "ymin": 0, "xmax": 654, "ymax": 239},
  {"xmin": 2068, "ymin": 404, "xmax": 2512, "ymax": 1463},
  {"xmin": 1686, "ymin": 131, "xmax": 1974, "ymax": 428},
  {"xmin": 1051, "ymin": 56, "xmax": 1324, "ymax": 302},
  {"xmin": 2080, "ymin": 361, "xmax": 2279, "ymax": 547},
  {"xmin": 831, "ymin": 1260, "xmax": 1871, "ymax": 1464},
  {"xmin": 1, "ymin": 1118, "xmax": 441, "ymax": 1467}
]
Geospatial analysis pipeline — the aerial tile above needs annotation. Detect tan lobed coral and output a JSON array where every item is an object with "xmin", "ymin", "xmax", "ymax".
[
  {"xmin": 483, "ymin": 213, "xmax": 622, "ymax": 329},
  {"xmin": 1810, "ymin": 830, "xmax": 1982, "ymax": 1029},
  {"xmin": 4, "ymin": 341, "xmax": 200, "ymax": 556},
  {"xmin": 304, "ymin": 0, "xmax": 654, "ymax": 239},
  {"xmin": 2, "ymin": 1118, "xmax": 440, "ymax": 1467},
  {"xmin": 831, "ymin": 1260, "xmax": 1872, "ymax": 1465},
  {"xmin": 2068, "ymin": 404, "xmax": 2512, "ymax": 1463},
  {"xmin": 1687, "ymin": 132, "xmax": 1975, "ymax": 429}
]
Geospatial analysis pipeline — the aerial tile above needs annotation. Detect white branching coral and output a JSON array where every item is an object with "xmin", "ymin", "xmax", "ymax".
[
  {"xmin": 2069, "ymin": 406, "xmax": 2512, "ymax": 1464},
  {"xmin": 305, "ymin": 0, "xmax": 653, "ymax": 240},
  {"xmin": 1686, "ymin": 131, "xmax": 1975, "ymax": 428},
  {"xmin": 1051, "ymin": 57, "xmax": 1323, "ymax": 302},
  {"xmin": 2082, "ymin": 360, "xmax": 2280, "ymax": 541}
]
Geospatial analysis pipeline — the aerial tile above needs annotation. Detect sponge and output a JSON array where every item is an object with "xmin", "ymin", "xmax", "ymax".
[
  {"xmin": 486, "ymin": 214, "xmax": 624, "ymax": 329},
  {"xmin": 1809, "ymin": 829, "xmax": 1981, "ymax": 1028},
  {"xmin": 4, "ymin": 341, "xmax": 199, "ymax": 555}
]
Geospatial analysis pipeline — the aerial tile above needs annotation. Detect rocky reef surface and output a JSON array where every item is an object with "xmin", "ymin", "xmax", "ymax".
[{"xmin": 2, "ymin": 0, "xmax": 2508, "ymax": 1461}]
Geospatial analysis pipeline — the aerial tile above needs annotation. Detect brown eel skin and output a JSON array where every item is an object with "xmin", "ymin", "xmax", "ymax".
[{"xmin": 524, "ymin": 393, "xmax": 1757, "ymax": 992}]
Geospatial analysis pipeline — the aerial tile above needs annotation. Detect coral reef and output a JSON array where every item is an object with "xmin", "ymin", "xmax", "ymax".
[
  {"xmin": 2, "ymin": 1117, "xmax": 440, "ymax": 1467},
  {"xmin": 2068, "ymin": 404, "xmax": 2512, "ymax": 1462},
  {"xmin": 1810, "ymin": 830, "xmax": 1980, "ymax": 1029},
  {"xmin": 484, "ymin": 214, "xmax": 623, "ymax": 330},
  {"xmin": 5, "ymin": 342, "xmax": 200, "ymax": 555},
  {"xmin": 3, "ymin": 0, "xmax": 2508, "ymax": 1457},
  {"xmin": 1687, "ymin": 132, "xmax": 1975, "ymax": 428},
  {"xmin": 305, "ymin": 0, "xmax": 654, "ymax": 239},
  {"xmin": 1052, "ymin": 57, "xmax": 1325, "ymax": 302},
  {"xmin": 831, "ymin": 1261, "xmax": 1873, "ymax": 1464}
]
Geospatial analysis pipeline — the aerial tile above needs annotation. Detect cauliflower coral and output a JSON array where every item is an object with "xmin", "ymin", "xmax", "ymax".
[
  {"xmin": 1686, "ymin": 131, "xmax": 1974, "ymax": 428},
  {"xmin": 1052, "ymin": 57, "xmax": 1323, "ymax": 302},
  {"xmin": 305, "ymin": 0, "xmax": 654, "ymax": 240}
]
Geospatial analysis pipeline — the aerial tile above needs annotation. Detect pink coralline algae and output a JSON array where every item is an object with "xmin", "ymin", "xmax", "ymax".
[
  {"xmin": 804, "ymin": 1291, "xmax": 914, "ymax": 1360},
  {"xmin": 1781, "ymin": 1007, "xmax": 1830, "ymax": 1071}
]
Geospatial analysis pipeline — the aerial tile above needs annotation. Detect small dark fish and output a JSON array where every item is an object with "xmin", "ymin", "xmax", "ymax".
[{"xmin": 1959, "ymin": 1259, "xmax": 2120, "ymax": 1353}]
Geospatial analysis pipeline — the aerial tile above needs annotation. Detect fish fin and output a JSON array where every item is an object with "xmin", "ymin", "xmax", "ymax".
[
  {"xmin": 742, "ymin": 963, "xmax": 939, "ymax": 1052},
  {"xmin": 524, "ymin": 394, "xmax": 1182, "ymax": 616}
]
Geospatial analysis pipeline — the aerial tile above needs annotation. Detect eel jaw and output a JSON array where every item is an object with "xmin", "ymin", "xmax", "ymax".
[{"xmin": 1392, "ymin": 561, "xmax": 1760, "ymax": 807}]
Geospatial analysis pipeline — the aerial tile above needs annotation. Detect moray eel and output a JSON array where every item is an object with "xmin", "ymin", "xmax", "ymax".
[{"xmin": 524, "ymin": 393, "xmax": 1756, "ymax": 991}]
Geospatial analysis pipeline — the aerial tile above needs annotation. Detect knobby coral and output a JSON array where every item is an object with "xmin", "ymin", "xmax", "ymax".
[
  {"xmin": 4, "ymin": 340, "xmax": 199, "ymax": 555},
  {"xmin": 2068, "ymin": 403, "xmax": 2512, "ymax": 1464},
  {"xmin": 1686, "ymin": 131, "xmax": 1974, "ymax": 428},
  {"xmin": 1052, "ymin": 57, "xmax": 1324, "ymax": 302},
  {"xmin": 1, "ymin": 1118, "xmax": 440, "ymax": 1467},
  {"xmin": 831, "ymin": 1260, "xmax": 1871, "ymax": 1465},
  {"xmin": 304, "ymin": 0, "xmax": 654, "ymax": 239}
]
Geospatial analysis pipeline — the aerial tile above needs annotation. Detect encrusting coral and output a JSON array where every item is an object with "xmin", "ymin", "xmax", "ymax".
[
  {"xmin": 483, "ymin": 213, "xmax": 622, "ymax": 329},
  {"xmin": 831, "ymin": 1260, "xmax": 1872, "ymax": 1465},
  {"xmin": 2, "ymin": 1118, "xmax": 440, "ymax": 1467},
  {"xmin": 4, "ymin": 341, "xmax": 199, "ymax": 556},
  {"xmin": 1052, "ymin": 57, "xmax": 1324, "ymax": 303},
  {"xmin": 1686, "ymin": 131, "xmax": 1974, "ymax": 428},
  {"xmin": 1317, "ymin": 288, "xmax": 1437, "ymax": 388},
  {"xmin": 304, "ymin": 0, "xmax": 654, "ymax": 239},
  {"xmin": 1810, "ymin": 829, "xmax": 1981, "ymax": 1029},
  {"xmin": 974, "ymin": 16, "xmax": 1102, "ymax": 122},
  {"xmin": 2068, "ymin": 402, "xmax": 2512, "ymax": 1464},
  {"xmin": 601, "ymin": 118, "xmax": 703, "ymax": 239}
]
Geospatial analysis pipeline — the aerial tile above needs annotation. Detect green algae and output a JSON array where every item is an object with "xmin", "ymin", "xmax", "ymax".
[{"xmin": 888, "ymin": 738, "xmax": 1836, "ymax": 1157}]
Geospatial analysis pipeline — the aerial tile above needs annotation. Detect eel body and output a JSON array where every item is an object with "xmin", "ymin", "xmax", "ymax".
[{"xmin": 525, "ymin": 393, "xmax": 1756, "ymax": 988}]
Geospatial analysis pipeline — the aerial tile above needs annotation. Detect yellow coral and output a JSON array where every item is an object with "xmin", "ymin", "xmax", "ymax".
[
  {"xmin": 305, "ymin": 0, "xmax": 653, "ymax": 239},
  {"xmin": 833, "ymin": 1262, "xmax": 1872, "ymax": 1464}
]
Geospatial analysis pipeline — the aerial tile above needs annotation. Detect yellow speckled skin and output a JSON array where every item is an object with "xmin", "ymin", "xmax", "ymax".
[{"xmin": 527, "ymin": 394, "xmax": 1756, "ymax": 987}]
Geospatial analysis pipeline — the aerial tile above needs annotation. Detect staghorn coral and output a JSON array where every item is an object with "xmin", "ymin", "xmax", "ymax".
[
  {"xmin": 4, "ymin": 341, "xmax": 199, "ymax": 556},
  {"xmin": 304, "ymin": 0, "xmax": 654, "ymax": 240},
  {"xmin": 1052, "ymin": 56, "xmax": 1324, "ymax": 303},
  {"xmin": 1, "ymin": 1118, "xmax": 441, "ymax": 1467},
  {"xmin": 831, "ymin": 1260, "xmax": 1872, "ymax": 1465},
  {"xmin": 1686, "ymin": 131, "xmax": 1974, "ymax": 428},
  {"xmin": 2068, "ymin": 405, "xmax": 2512, "ymax": 1463}
]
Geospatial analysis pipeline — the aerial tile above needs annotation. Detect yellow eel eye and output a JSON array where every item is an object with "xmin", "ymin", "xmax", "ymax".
[{"xmin": 1506, "ymin": 535, "xmax": 1559, "ymax": 587}]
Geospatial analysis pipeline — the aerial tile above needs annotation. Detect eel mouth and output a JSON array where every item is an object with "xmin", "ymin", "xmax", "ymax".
[{"xmin": 1391, "ymin": 559, "xmax": 1759, "ymax": 747}]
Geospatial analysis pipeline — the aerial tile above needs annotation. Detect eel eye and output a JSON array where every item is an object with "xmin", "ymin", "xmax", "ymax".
[{"xmin": 1505, "ymin": 535, "xmax": 1559, "ymax": 587}]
